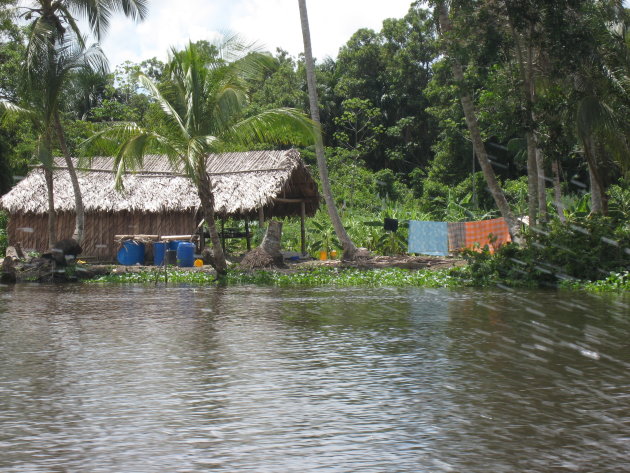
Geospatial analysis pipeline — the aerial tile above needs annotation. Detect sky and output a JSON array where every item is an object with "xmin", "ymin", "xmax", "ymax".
[{"xmin": 97, "ymin": 0, "xmax": 416, "ymax": 69}]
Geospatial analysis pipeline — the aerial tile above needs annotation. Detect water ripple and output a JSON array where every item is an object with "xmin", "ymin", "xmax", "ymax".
[{"xmin": 0, "ymin": 285, "xmax": 628, "ymax": 472}]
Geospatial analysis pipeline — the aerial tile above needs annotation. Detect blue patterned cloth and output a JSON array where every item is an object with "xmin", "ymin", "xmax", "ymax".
[{"xmin": 408, "ymin": 221, "xmax": 449, "ymax": 256}]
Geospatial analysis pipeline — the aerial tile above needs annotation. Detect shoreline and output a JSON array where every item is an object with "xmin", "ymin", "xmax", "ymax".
[
  {"xmin": 2, "ymin": 254, "xmax": 627, "ymax": 293},
  {"xmin": 91, "ymin": 263, "xmax": 628, "ymax": 293}
]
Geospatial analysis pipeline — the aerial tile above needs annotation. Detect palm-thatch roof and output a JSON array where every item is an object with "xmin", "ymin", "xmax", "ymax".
[{"xmin": 1, "ymin": 149, "xmax": 320, "ymax": 218}]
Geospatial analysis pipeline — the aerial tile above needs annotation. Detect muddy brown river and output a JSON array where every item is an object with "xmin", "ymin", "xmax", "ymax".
[{"xmin": 0, "ymin": 284, "xmax": 628, "ymax": 472}]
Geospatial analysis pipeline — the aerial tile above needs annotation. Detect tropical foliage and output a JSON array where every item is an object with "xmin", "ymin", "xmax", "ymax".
[
  {"xmin": 1, "ymin": 0, "xmax": 629, "ymax": 288},
  {"xmin": 83, "ymin": 39, "xmax": 315, "ymax": 275}
]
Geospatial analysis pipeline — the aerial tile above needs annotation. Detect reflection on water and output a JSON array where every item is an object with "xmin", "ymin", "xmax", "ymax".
[{"xmin": 0, "ymin": 284, "xmax": 628, "ymax": 472}]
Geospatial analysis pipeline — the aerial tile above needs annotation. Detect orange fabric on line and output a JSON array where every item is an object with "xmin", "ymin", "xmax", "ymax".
[{"xmin": 464, "ymin": 217, "xmax": 511, "ymax": 253}]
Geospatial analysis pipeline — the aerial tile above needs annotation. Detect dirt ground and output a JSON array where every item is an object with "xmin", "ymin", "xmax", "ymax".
[
  {"xmin": 105, "ymin": 254, "xmax": 465, "ymax": 275},
  {"xmin": 285, "ymin": 255, "xmax": 465, "ymax": 271}
]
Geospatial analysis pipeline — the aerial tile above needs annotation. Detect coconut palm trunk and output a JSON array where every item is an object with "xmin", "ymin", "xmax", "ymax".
[
  {"xmin": 297, "ymin": 0, "xmax": 358, "ymax": 259},
  {"xmin": 54, "ymin": 111, "xmax": 84, "ymax": 242},
  {"xmin": 197, "ymin": 171, "xmax": 227, "ymax": 276},
  {"xmin": 43, "ymin": 166, "xmax": 57, "ymax": 247},
  {"xmin": 526, "ymin": 133, "xmax": 539, "ymax": 224},
  {"xmin": 436, "ymin": 2, "xmax": 519, "ymax": 238}
]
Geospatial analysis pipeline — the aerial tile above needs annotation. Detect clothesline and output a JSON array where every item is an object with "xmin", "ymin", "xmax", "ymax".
[{"xmin": 408, "ymin": 218, "xmax": 511, "ymax": 256}]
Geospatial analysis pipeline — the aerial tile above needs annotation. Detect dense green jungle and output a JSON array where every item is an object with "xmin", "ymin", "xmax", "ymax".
[{"xmin": 0, "ymin": 0, "xmax": 628, "ymax": 290}]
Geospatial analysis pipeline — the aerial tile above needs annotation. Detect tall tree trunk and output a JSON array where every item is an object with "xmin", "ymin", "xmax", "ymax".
[
  {"xmin": 535, "ymin": 147, "xmax": 547, "ymax": 222},
  {"xmin": 437, "ymin": 2, "xmax": 520, "ymax": 239},
  {"xmin": 551, "ymin": 158, "xmax": 565, "ymax": 222},
  {"xmin": 44, "ymin": 166, "xmax": 57, "ymax": 248},
  {"xmin": 583, "ymin": 134, "xmax": 606, "ymax": 214},
  {"xmin": 53, "ymin": 112, "xmax": 84, "ymax": 243},
  {"xmin": 508, "ymin": 18, "xmax": 542, "ymax": 226},
  {"xmin": 298, "ymin": 0, "xmax": 358, "ymax": 259},
  {"xmin": 588, "ymin": 162, "xmax": 604, "ymax": 214},
  {"xmin": 526, "ymin": 132, "xmax": 539, "ymax": 225},
  {"xmin": 198, "ymin": 172, "xmax": 227, "ymax": 276},
  {"xmin": 593, "ymin": 136, "xmax": 609, "ymax": 214}
]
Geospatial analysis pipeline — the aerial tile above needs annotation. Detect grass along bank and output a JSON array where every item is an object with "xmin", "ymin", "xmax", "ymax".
[
  {"xmin": 89, "ymin": 265, "xmax": 629, "ymax": 292},
  {"xmin": 91, "ymin": 266, "xmax": 462, "ymax": 288}
]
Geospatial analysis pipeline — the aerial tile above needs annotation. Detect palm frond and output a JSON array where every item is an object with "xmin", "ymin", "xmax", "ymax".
[
  {"xmin": 215, "ymin": 32, "xmax": 261, "ymax": 63},
  {"xmin": 225, "ymin": 108, "xmax": 316, "ymax": 147},
  {"xmin": 575, "ymin": 95, "xmax": 618, "ymax": 139},
  {"xmin": 81, "ymin": 43, "xmax": 109, "ymax": 75},
  {"xmin": 25, "ymin": 18, "xmax": 57, "ymax": 74},
  {"xmin": 65, "ymin": 0, "xmax": 147, "ymax": 40},
  {"xmin": 0, "ymin": 100, "xmax": 38, "ymax": 124},
  {"xmin": 54, "ymin": 3, "xmax": 86, "ymax": 47},
  {"xmin": 232, "ymin": 51, "xmax": 275, "ymax": 82},
  {"xmin": 138, "ymin": 73, "xmax": 190, "ymax": 139},
  {"xmin": 108, "ymin": 0, "xmax": 149, "ymax": 23}
]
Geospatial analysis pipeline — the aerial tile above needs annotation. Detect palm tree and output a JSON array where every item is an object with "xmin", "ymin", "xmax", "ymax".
[
  {"xmin": 297, "ymin": 0, "xmax": 358, "ymax": 260},
  {"xmin": 572, "ymin": 80, "xmax": 629, "ymax": 214},
  {"xmin": 84, "ymin": 41, "xmax": 315, "ymax": 276},
  {"xmin": 20, "ymin": 0, "xmax": 148, "ymax": 50},
  {"xmin": 0, "ymin": 102, "xmax": 57, "ymax": 247},
  {"xmin": 1, "ymin": 37, "xmax": 106, "ymax": 247},
  {"xmin": 19, "ymin": 0, "xmax": 147, "ymax": 244},
  {"xmin": 567, "ymin": 6, "xmax": 630, "ymax": 215}
]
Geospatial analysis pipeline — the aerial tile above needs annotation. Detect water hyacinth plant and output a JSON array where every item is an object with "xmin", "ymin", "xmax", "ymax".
[{"xmin": 91, "ymin": 266, "xmax": 462, "ymax": 288}]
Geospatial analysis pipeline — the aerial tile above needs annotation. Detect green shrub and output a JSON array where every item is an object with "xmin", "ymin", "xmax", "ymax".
[
  {"xmin": 455, "ymin": 215, "xmax": 630, "ymax": 287},
  {"xmin": 502, "ymin": 176, "xmax": 529, "ymax": 216},
  {"xmin": 560, "ymin": 270, "xmax": 630, "ymax": 292},
  {"xmin": 608, "ymin": 182, "xmax": 630, "ymax": 224}
]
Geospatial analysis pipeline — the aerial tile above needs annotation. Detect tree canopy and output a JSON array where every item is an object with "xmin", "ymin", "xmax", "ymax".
[{"xmin": 1, "ymin": 0, "xmax": 629, "ymax": 227}]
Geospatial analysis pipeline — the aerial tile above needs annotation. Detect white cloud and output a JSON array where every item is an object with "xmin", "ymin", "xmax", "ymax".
[{"xmin": 99, "ymin": 0, "xmax": 414, "ymax": 68}]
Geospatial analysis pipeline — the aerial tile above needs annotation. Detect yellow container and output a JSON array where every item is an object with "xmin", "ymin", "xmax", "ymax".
[
  {"xmin": 194, "ymin": 258, "xmax": 204, "ymax": 267},
  {"xmin": 330, "ymin": 250, "xmax": 338, "ymax": 259},
  {"xmin": 319, "ymin": 251, "xmax": 328, "ymax": 261}
]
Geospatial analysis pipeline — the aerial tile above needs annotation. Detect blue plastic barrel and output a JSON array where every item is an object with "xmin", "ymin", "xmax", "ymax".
[
  {"xmin": 153, "ymin": 242, "xmax": 166, "ymax": 266},
  {"xmin": 117, "ymin": 240, "xmax": 145, "ymax": 265},
  {"xmin": 176, "ymin": 242, "xmax": 195, "ymax": 267},
  {"xmin": 168, "ymin": 240, "xmax": 185, "ymax": 251}
]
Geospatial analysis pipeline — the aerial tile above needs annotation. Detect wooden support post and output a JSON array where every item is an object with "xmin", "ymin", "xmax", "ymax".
[
  {"xmin": 300, "ymin": 200, "xmax": 306, "ymax": 256},
  {"xmin": 245, "ymin": 218, "xmax": 251, "ymax": 251},
  {"xmin": 258, "ymin": 207, "xmax": 265, "ymax": 228},
  {"xmin": 220, "ymin": 218, "xmax": 226, "ymax": 252}
]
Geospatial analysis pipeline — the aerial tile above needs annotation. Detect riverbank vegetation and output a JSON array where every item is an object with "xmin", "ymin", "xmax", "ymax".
[
  {"xmin": 1, "ymin": 1, "xmax": 629, "ymax": 291},
  {"xmin": 89, "ymin": 264, "xmax": 629, "ymax": 292}
]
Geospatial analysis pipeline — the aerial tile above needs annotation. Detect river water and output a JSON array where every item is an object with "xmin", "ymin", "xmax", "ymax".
[{"xmin": 0, "ymin": 284, "xmax": 628, "ymax": 472}]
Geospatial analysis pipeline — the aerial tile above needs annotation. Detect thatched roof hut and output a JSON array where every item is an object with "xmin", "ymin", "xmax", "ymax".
[{"xmin": 1, "ymin": 149, "xmax": 320, "ymax": 260}]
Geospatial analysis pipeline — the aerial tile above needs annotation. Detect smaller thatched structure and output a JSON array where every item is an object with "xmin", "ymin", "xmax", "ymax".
[{"xmin": 1, "ymin": 149, "xmax": 320, "ymax": 260}]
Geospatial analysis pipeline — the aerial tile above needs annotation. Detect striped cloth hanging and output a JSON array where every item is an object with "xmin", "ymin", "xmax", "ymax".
[{"xmin": 447, "ymin": 222, "xmax": 466, "ymax": 252}]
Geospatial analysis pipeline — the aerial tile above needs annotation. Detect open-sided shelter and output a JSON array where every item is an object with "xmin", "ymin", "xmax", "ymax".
[{"xmin": 0, "ymin": 149, "xmax": 320, "ymax": 260}]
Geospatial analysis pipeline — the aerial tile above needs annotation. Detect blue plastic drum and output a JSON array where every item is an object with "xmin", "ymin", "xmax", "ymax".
[
  {"xmin": 117, "ymin": 240, "xmax": 145, "ymax": 265},
  {"xmin": 176, "ymin": 241, "xmax": 195, "ymax": 267},
  {"xmin": 153, "ymin": 242, "xmax": 166, "ymax": 266},
  {"xmin": 168, "ymin": 240, "xmax": 185, "ymax": 251}
]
